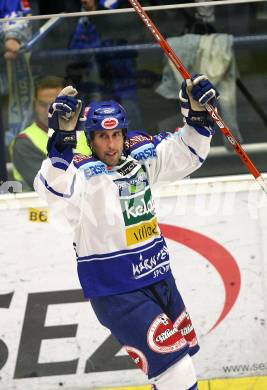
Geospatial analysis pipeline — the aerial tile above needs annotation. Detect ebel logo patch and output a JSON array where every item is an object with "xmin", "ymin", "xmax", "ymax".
[
  {"xmin": 101, "ymin": 117, "xmax": 119, "ymax": 129},
  {"xmin": 147, "ymin": 314, "xmax": 187, "ymax": 354}
]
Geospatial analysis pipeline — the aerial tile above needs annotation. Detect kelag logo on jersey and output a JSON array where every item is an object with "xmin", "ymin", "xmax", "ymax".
[
  {"xmin": 115, "ymin": 167, "xmax": 160, "ymax": 246},
  {"xmin": 123, "ymin": 187, "xmax": 155, "ymax": 225}
]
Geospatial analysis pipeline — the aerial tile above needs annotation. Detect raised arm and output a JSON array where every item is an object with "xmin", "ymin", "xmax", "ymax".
[
  {"xmin": 143, "ymin": 74, "xmax": 220, "ymax": 185},
  {"xmin": 34, "ymin": 86, "xmax": 86, "ymax": 204}
]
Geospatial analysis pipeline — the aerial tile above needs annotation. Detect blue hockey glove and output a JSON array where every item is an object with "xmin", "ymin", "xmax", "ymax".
[
  {"xmin": 47, "ymin": 86, "xmax": 86, "ymax": 153},
  {"xmin": 179, "ymin": 74, "xmax": 220, "ymax": 127}
]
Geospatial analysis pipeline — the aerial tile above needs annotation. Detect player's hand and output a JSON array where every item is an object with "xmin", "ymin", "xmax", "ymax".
[
  {"xmin": 179, "ymin": 74, "xmax": 219, "ymax": 127},
  {"xmin": 48, "ymin": 86, "xmax": 86, "ymax": 132},
  {"xmin": 47, "ymin": 86, "xmax": 86, "ymax": 153}
]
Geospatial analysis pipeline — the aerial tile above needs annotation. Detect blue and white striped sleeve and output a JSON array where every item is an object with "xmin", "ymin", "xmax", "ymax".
[
  {"xmin": 34, "ymin": 157, "xmax": 81, "ymax": 207},
  {"xmin": 144, "ymin": 123, "xmax": 212, "ymax": 185}
]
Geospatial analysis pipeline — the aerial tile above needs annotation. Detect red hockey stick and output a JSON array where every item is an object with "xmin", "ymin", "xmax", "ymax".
[{"xmin": 127, "ymin": 0, "xmax": 267, "ymax": 194}]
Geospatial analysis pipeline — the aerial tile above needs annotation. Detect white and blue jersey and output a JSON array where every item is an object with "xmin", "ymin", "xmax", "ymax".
[{"xmin": 34, "ymin": 124, "xmax": 212, "ymax": 298}]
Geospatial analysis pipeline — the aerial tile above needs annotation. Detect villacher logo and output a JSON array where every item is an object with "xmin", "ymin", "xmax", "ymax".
[
  {"xmin": 101, "ymin": 117, "xmax": 119, "ymax": 129},
  {"xmin": 147, "ymin": 313, "xmax": 187, "ymax": 354}
]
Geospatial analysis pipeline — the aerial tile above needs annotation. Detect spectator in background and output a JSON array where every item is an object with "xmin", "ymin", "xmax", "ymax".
[
  {"xmin": 0, "ymin": 0, "xmax": 35, "ymax": 149},
  {"xmin": 155, "ymin": 0, "xmax": 243, "ymax": 150},
  {"xmin": 11, "ymin": 76, "xmax": 90, "ymax": 191},
  {"xmin": 68, "ymin": 0, "xmax": 143, "ymax": 130},
  {"xmin": 0, "ymin": 0, "xmax": 31, "ymax": 60},
  {"xmin": 0, "ymin": 0, "xmax": 32, "ymax": 183}
]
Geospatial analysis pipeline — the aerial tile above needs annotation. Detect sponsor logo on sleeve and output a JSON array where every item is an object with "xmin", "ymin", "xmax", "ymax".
[
  {"xmin": 125, "ymin": 134, "xmax": 153, "ymax": 149},
  {"xmin": 147, "ymin": 314, "xmax": 187, "ymax": 354},
  {"xmin": 73, "ymin": 154, "xmax": 90, "ymax": 165},
  {"xmin": 83, "ymin": 162, "xmax": 108, "ymax": 178},
  {"xmin": 131, "ymin": 145, "xmax": 157, "ymax": 162}
]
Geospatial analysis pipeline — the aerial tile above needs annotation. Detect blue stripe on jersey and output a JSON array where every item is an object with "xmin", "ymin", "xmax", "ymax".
[
  {"xmin": 153, "ymin": 132, "xmax": 171, "ymax": 147},
  {"xmin": 181, "ymin": 137, "xmax": 204, "ymax": 163},
  {"xmin": 78, "ymin": 236, "xmax": 165, "ymax": 262},
  {"xmin": 77, "ymin": 236, "xmax": 171, "ymax": 297},
  {"xmin": 39, "ymin": 173, "xmax": 76, "ymax": 198},
  {"xmin": 48, "ymin": 145, "xmax": 73, "ymax": 170},
  {"xmin": 192, "ymin": 125, "xmax": 211, "ymax": 137}
]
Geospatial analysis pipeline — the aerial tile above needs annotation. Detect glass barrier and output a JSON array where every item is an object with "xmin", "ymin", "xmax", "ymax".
[{"xmin": 0, "ymin": 1, "xmax": 266, "ymax": 192}]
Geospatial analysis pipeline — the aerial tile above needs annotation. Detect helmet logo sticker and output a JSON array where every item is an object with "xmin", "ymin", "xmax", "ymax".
[
  {"xmin": 102, "ymin": 108, "xmax": 115, "ymax": 114},
  {"xmin": 101, "ymin": 117, "xmax": 119, "ymax": 129}
]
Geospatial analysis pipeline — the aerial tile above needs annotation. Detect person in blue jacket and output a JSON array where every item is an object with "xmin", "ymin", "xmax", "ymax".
[{"xmin": 0, "ymin": 0, "xmax": 31, "ymax": 60}]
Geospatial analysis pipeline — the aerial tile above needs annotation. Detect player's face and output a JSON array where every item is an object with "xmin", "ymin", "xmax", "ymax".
[
  {"xmin": 35, "ymin": 87, "xmax": 62, "ymax": 128},
  {"xmin": 91, "ymin": 129, "xmax": 124, "ymax": 166},
  {"xmin": 81, "ymin": 0, "xmax": 96, "ymax": 11}
]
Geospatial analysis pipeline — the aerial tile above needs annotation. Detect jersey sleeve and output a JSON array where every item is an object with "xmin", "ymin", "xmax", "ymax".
[
  {"xmin": 128, "ymin": 124, "xmax": 212, "ymax": 186},
  {"xmin": 34, "ymin": 146, "xmax": 82, "ymax": 210}
]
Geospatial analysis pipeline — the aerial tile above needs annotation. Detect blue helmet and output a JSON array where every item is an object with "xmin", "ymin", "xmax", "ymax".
[{"xmin": 84, "ymin": 100, "xmax": 128, "ymax": 140}]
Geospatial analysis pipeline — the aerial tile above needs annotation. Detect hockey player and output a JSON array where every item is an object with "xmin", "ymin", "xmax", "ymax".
[{"xmin": 34, "ymin": 74, "xmax": 219, "ymax": 390}]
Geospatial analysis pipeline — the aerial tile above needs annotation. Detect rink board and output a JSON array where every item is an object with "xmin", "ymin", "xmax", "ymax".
[
  {"xmin": 0, "ymin": 174, "xmax": 267, "ymax": 389},
  {"xmin": 98, "ymin": 376, "xmax": 267, "ymax": 389},
  {"xmin": 98, "ymin": 377, "xmax": 267, "ymax": 389}
]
